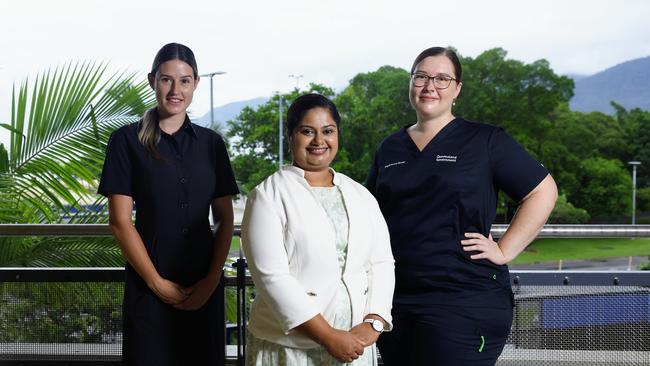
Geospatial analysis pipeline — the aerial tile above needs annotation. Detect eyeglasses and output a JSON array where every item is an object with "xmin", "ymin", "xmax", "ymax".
[{"xmin": 411, "ymin": 73, "xmax": 457, "ymax": 89}]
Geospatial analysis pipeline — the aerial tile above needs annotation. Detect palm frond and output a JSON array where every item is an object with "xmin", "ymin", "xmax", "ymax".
[
  {"xmin": 5, "ymin": 61, "xmax": 154, "ymax": 222},
  {"xmin": 20, "ymin": 237, "xmax": 123, "ymax": 267}
]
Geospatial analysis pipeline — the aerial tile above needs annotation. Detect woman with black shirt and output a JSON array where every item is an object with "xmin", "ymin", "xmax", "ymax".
[{"xmin": 98, "ymin": 43, "xmax": 238, "ymax": 365}]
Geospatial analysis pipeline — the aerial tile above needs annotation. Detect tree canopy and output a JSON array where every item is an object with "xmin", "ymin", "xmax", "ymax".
[{"xmin": 225, "ymin": 48, "xmax": 650, "ymax": 222}]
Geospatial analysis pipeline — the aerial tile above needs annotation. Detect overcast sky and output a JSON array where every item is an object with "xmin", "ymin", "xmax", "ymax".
[{"xmin": 1, "ymin": 0, "xmax": 649, "ymax": 145}]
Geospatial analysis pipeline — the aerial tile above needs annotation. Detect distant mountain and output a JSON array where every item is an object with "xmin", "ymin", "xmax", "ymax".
[
  {"xmin": 192, "ymin": 97, "xmax": 268, "ymax": 131},
  {"xmin": 570, "ymin": 56, "xmax": 650, "ymax": 114}
]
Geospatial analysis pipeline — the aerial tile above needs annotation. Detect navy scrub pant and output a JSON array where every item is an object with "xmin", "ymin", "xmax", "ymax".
[{"xmin": 377, "ymin": 303, "xmax": 513, "ymax": 366}]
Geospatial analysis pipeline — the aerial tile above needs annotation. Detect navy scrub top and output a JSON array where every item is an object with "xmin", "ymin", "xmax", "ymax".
[{"xmin": 366, "ymin": 118, "xmax": 548, "ymax": 308}]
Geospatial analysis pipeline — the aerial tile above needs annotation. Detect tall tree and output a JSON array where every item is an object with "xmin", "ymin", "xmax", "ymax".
[
  {"xmin": 614, "ymin": 103, "xmax": 650, "ymax": 187},
  {"xmin": 573, "ymin": 157, "xmax": 631, "ymax": 219},
  {"xmin": 334, "ymin": 66, "xmax": 415, "ymax": 182},
  {"xmin": 456, "ymin": 48, "xmax": 574, "ymax": 158}
]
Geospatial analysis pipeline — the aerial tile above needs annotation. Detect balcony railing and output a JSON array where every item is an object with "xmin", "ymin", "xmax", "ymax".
[{"xmin": 1, "ymin": 224, "xmax": 649, "ymax": 365}]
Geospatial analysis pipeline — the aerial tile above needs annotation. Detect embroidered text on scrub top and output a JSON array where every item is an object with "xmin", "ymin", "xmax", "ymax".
[
  {"xmin": 384, "ymin": 161, "xmax": 406, "ymax": 169},
  {"xmin": 436, "ymin": 155, "xmax": 457, "ymax": 162}
]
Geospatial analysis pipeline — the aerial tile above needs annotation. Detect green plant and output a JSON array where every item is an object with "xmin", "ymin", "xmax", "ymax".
[
  {"xmin": 0, "ymin": 62, "xmax": 153, "ymax": 342},
  {"xmin": 548, "ymin": 193, "xmax": 590, "ymax": 223},
  {"xmin": 1, "ymin": 61, "xmax": 154, "ymax": 223},
  {"xmin": 639, "ymin": 256, "xmax": 650, "ymax": 270},
  {"xmin": 0, "ymin": 62, "xmax": 154, "ymax": 267}
]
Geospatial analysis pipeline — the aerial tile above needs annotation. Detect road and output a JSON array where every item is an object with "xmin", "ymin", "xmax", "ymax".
[{"xmin": 510, "ymin": 256, "xmax": 649, "ymax": 271}]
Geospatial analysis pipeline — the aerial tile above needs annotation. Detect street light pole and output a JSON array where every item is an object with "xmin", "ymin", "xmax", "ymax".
[
  {"xmin": 628, "ymin": 161, "xmax": 642, "ymax": 225},
  {"xmin": 288, "ymin": 74, "xmax": 304, "ymax": 90},
  {"xmin": 275, "ymin": 92, "xmax": 284, "ymax": 167},
  {"xmin": 199, "ymin": 71, "xmax": 226, "ymax": 126}
]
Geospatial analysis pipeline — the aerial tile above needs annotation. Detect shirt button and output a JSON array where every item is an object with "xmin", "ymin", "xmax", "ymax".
[
  {"xmin": 180, "ymin": 178, "xmax": 187, "ymax": 184},
  {"xmin": 181, "ymin": 228, "xmax": 189, "ymax": 234}
]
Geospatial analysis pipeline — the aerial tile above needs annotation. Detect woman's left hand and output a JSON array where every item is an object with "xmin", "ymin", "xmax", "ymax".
[
  {"xmin": 461, "ymin": 233, "xmax": 508, "ymax": 265},
  {"xmin": 173, "ymin": 275, "xmax": 219, "ymax": 311},
  {"xmin": 349, "ymin": 322, "xmax": 380, "ymax": 347}
]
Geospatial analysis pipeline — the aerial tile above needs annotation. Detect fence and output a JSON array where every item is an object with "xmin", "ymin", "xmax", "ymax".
[{"xmin": 0, "ymin": 224, "xmax": 649, "ymax": 365}]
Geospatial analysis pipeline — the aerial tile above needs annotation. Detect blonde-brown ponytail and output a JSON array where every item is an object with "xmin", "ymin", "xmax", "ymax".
[{"xmin": 137, "ymin": 108, "xmax": 163, "ymax": 160}]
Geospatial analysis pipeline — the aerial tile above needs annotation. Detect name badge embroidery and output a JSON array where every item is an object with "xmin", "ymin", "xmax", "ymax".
[
  {"xmin": 436, "ymin": 155, "xmax": 457, "ymax": 162},
  {"xmin": 384, "ymin": 161, "xmax": 406, "ymax": 169}
]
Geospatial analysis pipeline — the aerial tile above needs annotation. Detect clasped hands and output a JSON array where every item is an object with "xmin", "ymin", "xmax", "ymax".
[
  {"xmin": 148, "ymin": 274, "xmax": 220, "ymax": 311},
  {"xmin": 322, "ymin": 322, "xmax": 379, "ymax": 363}
]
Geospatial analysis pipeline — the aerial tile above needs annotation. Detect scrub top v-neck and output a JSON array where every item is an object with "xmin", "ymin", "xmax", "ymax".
[
  {"xmin": 366, "ymin": 118, "xmax": 548, "ymax": 308},
  {"xmin": 401, "ymin": 117, "xmax": 461, "ymax": 155}
]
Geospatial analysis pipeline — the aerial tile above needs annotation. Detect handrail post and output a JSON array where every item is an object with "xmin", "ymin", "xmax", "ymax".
[
  {"xmin": 233, "ymin": 257, "xmax": 248, "ymax": 365},
  {"xmin": 216, "ymin": 272, "xmax": 226, "ymax": 365}
]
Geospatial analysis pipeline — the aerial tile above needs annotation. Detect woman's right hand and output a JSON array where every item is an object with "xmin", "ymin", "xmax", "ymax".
[
  {"xmin": 322, "ymin": 329, "xmax": 365, "ymax": 363},
  {"xmin": 148, "ymin": 276, "xmax": 191, "ymax": 305}
]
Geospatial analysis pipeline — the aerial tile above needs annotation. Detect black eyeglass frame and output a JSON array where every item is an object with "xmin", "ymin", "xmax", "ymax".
[{"xmin": 410, "ymin": 73, "xmax": 458, "ymax": 89}]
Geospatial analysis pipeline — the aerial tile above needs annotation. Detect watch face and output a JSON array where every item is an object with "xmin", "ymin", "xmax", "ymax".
[{"xmin": 371, "ymin": 320, "xmax": 383, "ymax": 332}]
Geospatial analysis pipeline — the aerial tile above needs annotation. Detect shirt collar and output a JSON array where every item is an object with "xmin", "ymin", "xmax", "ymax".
[
  {"xmin": 282, "ymin": 165, "xmax": 341, "ymax": 186},
  {"xmin": 181, "ymin": 115, "xmax": 198, "ymax": 138},
  {"xmin": 158, "ymin": 114, "xmax": 198, "ymax": 139}
]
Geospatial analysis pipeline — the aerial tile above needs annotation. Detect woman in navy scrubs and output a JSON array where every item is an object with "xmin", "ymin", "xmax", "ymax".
[
  {"xmin": 367, "ymin": 47, "xmax": 558, "ymax": 365},
  {"xmin": 98, "ymin": 43, "xmax": 239, "ymax": 365}
]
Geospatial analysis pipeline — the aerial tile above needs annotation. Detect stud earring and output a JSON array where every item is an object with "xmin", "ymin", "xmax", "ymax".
[{"xmin": 452, "ymin": 98, "xmax": 456, "ymax": 107}]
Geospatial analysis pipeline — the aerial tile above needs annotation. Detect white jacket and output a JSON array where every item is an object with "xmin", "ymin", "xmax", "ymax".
[{"xmin": 241, "ymin": 166, "xmax": 395, "ymax": 348}]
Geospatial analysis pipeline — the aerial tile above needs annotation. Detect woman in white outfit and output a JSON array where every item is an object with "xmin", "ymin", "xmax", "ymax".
[{"xmin": 241, "ymin": 93, "xmax": 395, "ymax": 365}]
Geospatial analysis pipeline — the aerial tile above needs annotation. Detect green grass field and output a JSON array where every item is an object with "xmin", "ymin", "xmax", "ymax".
[
  {"xmin": 513, "ymin": 238, "xmax": 650, "ymax": 264},
  {"xmin": 230, "ymin": 237, "xmax": 241, "ymax": 253}
]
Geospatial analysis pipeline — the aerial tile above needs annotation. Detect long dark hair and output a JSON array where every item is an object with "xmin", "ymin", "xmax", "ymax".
[
  {"xmin": 139, "ymin": 43, "xmax": 198, "ymax": 159},
  {"xmin": 411, "ymin": 46, "xmax": 462, "ymax": 82}
]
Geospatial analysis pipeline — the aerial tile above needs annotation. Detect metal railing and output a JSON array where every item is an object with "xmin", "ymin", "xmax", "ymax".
[
  {"xmin": 1, "ymin": 224, "xmax": 650, "ymax": 366},
  {"xmin": 4, "ymin": 223, "xmax": 650, "ymax": 238}
]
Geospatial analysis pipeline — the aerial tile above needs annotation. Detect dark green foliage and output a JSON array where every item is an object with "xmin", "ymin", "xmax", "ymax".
[
  {"xmin": 615, "ymin": 103, "xmax": 650, "ymax": 187},
  {"xmin": 334, "ymin": 66, "xmax": 415, "ymax": 182},
  {"xmin": 574, "ymin": 157, "xmax": 631, "ymax": 218},
  {"xmin": 455, "ymin": 48, "xmax": 574, "ymax": 158},
  {"xmin": 549, "ymin": 194, "xmax": 590, "ymax": 224},
  {"xmin": 222, "ymin": 48, "xmax": 650, "ymax": 221}
]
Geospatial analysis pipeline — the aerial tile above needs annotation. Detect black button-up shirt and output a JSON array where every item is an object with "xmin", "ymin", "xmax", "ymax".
[{"xmin": 98, "ymin": 117, "xmax": 239, "ymax": 285}]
